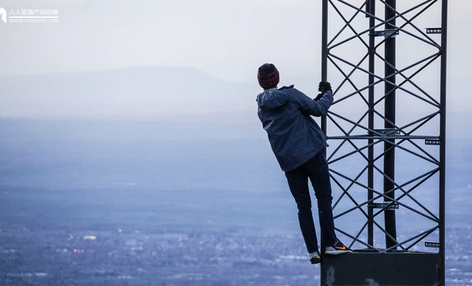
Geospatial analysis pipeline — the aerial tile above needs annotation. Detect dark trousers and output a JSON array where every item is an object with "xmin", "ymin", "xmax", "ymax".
[{"xmin": 285, "ymin": 151, "xmax": 337, "ymax": 253}]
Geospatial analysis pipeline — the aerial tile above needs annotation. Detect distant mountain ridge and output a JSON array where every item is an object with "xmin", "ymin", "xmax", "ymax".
[{"xmin": 0, "ymin": 66, "xmax": 257, "ymax": 120}]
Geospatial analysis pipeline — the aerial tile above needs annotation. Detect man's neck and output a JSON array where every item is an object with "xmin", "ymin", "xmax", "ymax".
[{"xmin": 264, "ymin": 86, "xmax": 278, "ymax": 91}]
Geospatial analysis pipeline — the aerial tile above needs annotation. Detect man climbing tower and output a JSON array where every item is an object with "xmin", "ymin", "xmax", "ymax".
[{"xmin": 256, "ymin": 63, "xmax": 351, "ymax": 264}]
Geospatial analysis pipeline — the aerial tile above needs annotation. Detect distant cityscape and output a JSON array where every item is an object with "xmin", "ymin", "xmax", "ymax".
[
  {"xmin": 1, "ymin": 224, "xmax": 470, "ymax": 285},
  {"xmin": 0, "ymin": 118, "xmax": 470, "ymax": 286},
  {"xmin": 1, "ymin": 226, "xmax": 320, "ymax": 285}
]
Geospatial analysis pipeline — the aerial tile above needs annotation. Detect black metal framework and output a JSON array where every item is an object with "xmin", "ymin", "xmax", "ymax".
[{"xmin": 322, "ymin": 0, "xmax": 447, "ymax": 283}]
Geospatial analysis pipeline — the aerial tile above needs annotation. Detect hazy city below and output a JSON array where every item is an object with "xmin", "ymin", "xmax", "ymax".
[{"xmin": 0, "ymin": 68, "xmax": 470, "ymax": 285}]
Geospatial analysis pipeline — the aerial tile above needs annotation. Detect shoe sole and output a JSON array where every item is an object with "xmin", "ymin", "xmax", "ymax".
[
  {"xmin": 310, "ymin": 256, "xmax": 321, "ymax": 264},
  {"xmin": 325, "ymin": 249, "xmax": 352, "ymax": 255}
]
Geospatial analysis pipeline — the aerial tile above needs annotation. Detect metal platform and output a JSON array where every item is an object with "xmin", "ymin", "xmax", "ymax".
[{"xmin": 321, "ymin": 251, "xmax": 440, "ymax": 286}]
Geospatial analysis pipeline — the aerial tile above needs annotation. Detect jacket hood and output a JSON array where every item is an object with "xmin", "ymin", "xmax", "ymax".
[{"xmin": 256, "ymin": 88, "xmax": 288, "ymax": 111}]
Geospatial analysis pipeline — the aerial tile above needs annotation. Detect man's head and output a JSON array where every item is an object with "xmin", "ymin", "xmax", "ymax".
[{"xmin": 257, "ymin": 63, "xmax": 279, "ymax": 89}]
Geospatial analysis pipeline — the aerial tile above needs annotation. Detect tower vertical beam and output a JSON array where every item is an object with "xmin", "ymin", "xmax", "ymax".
[
  {"xmin": 321, "ymin": 0, "xmax": 329, "ymax": 138},
  {"xmin": 383, "ymin": 0, "xmax": 397, "ymax": 249},
  {"xmin": 367, "ymin": 0, "xmax": 376, "ymax": 247},
  {"xmin": 439, "ymin": 0, "xmax": 448, "ymax": 284}
]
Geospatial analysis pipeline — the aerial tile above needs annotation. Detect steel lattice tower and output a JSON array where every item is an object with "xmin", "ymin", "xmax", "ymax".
[{"xmin": 320, "ymin": 0, "xmax": 447, "ymax": 285}]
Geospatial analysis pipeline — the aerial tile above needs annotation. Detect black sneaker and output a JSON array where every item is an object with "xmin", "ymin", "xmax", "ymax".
[
  {"xmin": 325, "ymin": 240, "xmax": 351, "ymax": 255},
  {"xmin": 309, "ymin": 251, "xmax": 321, "ymax": 264}
]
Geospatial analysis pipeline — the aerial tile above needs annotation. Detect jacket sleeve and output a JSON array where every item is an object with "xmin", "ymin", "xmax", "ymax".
[{"xmin": 292, "ymin": 89, "xmax": 333, "ymax": 117}]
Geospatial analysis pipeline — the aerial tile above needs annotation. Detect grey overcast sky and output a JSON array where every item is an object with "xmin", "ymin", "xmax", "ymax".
[
  {"xmin": 1, "ymin": 0, "xmax": 470, "ymax": 86},
  {"xmin": 0, "ymin": 0, "xmax": 321, "ymax": 82}
]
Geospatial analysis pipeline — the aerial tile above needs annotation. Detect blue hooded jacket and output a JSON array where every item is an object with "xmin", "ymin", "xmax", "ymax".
[{"xmin": 257, "ymin": 86, "xmax": 333, "ymax": 172}]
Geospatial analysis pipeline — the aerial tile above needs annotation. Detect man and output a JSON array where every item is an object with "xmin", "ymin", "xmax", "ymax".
[{"xmin": 256, "ymin": 63, "xmax": 350, "ymax": 264}]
